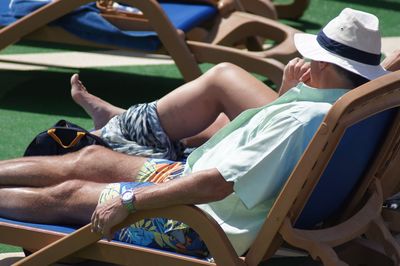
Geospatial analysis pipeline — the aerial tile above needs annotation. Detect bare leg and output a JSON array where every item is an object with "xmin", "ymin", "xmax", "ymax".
[
  {"xmin": 157, "ymin": 63, "xmax": 278, "ymax": 141},
  {"xmin": 182, "ymin": 113, "xmax": 230, "ymax": 147},
  {"xmin": 71, "ymin": 74, "xmax": 125, "ymax": 130},
  {"xmin": 0, "ymin": 180, "xmax": 105, "ymax": 224},
  {"xmin": 0, "ymin": 146, "xmax": 147, "ymax": 187},
  {"xmin": 72, "ymin": 63, "xmax": 277, "ymax": 143}
]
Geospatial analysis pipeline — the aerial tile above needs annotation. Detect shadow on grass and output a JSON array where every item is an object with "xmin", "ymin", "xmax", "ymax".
[
  {"xmin": 0, "ymin": 68, "xmax": 185, "ymax": 118},
  {"xmin": 0, "ymin": 63, "xmax": 276, "ymax": 118}
]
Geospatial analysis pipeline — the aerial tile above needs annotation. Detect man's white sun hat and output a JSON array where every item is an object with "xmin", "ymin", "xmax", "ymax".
[{"xmin": 294, "ymin": 8, "xmax": 389, "ymax": 80}]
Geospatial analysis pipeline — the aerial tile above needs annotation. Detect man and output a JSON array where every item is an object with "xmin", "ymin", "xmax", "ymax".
[{"xmin": 0, "ymin": 8, "xmax": 390, "ymax": 257}]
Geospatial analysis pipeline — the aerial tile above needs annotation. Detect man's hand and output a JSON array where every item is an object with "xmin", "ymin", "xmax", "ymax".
[
  {"xmin": 279, "ymin": 58, "xmax": 311, "ymax": 95},
  {"xmin": 91, "ymin": 197, "xmax": 129, "ymax": 241}
]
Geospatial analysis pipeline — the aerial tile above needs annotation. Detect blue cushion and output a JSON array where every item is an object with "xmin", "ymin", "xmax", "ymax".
[
  {"xmin": 0, "ymin": 0, "xmax": 15, "ymax": 25},
  {"xmin": 0, "ymin": 217, "xmax": 77, "ymax": 234},
  {"xmin": 295, "ymin": 108, "xmax": 397, "ymax": 229},
  {"xmin": 0, "ymin": 0, "xmax": 217, "ymax": 51}
]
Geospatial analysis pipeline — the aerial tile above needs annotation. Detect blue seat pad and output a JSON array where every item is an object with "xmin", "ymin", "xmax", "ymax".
[
  {"xmin": 0, "ymin": 216, "xmax": 77, "ymax": 234},
  {"xmin": 0, "ymin": 0, "xmax": 217, "ymax": 50}
]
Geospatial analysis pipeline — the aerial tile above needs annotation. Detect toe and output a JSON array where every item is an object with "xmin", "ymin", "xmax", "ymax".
[{"xmin": 71, "ymin": 73, "xmax": 79, "ymax": 85}]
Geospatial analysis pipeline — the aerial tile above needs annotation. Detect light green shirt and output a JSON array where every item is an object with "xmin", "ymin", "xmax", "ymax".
[{"xmin": 183, "ymin": 83, "xmax": 349, "ymax": 255}]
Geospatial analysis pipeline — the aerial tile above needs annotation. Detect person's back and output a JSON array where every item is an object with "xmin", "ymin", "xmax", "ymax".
[
  {"xmin": 183, "ymin": 8, "xmax": 389, "ymax": 254},
  {"xmin": 188, "ymin": 83, "xmax": 349, "ymax": 254}
]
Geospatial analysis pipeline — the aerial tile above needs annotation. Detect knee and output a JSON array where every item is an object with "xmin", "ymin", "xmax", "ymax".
[
  {"xmin": 49, "ymin": 180, "xmax": 87, "ymax": 202},
  {"xmin": 204, "ymin": 63, "xmax": 246, "ymax": 89},
  {"xmin": 45, "ymin": 180, "xmax": 83, "ymax": 205},
  {"xmin": 63, "ymin": 145, "xmax": 110, "ymax": 175},
  {"xmin": 74, "ymin": 145, "xmax": 109, "ymax": 163},
  {"xmin": 206, "ymin": 62, "xmax": 241, "ymax": 79},
  {"xmin": 78, "ymin": 145, "xmax": 107, "ymax": 156},
  {"xmin": 46, "ymin": 180, "xmax": 94, "ymax": 223}
]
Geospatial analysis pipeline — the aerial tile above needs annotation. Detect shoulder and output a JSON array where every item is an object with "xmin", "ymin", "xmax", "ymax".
[{"xmin": 282, "ymin": 101, "xmax": 332, "ymax": 125}]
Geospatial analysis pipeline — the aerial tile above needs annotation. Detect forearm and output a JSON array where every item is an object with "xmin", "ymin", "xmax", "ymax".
[
  {"xmin": 134, "ymin": 168, "xmax": 233, "ymax": 210},
  {"xmin": 91, "ymin": 168, "xmax": 234, "ymax": 238}
]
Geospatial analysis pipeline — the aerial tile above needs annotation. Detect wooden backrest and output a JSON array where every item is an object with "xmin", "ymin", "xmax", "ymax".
[
  {"xmin": 245, "ymin": 70, "xmax": 400, "ymax": 265},
  {"xmin": 295, "ymin": 106, "xmax": 397, "ymax": 228}
]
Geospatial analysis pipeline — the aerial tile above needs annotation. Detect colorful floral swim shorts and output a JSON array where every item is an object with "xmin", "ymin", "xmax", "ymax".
[{"xmin": 98, "ymin": 158, "xmax": 209, "ymax": 258}]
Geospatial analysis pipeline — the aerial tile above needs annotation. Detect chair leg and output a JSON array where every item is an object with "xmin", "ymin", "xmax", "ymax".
[
  {"xmin": 280, "ymin": 218, "xmax": 349, "ymax": 266},
  {"xmin": 365, "ymin": 216, "xmax": 400, "ymax": 264},
  {"xmin": 308, "ymin": 243, "xmax": 348, "ymax": 266},
  {"xmin": 336, "ymin": 239, "xmax": 394, "ymax": 266}
]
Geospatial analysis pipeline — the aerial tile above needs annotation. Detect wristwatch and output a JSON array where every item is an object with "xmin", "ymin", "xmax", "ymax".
[{"xmin": 120, "ymin": 189, "xmax": 136, "ymax": 213}]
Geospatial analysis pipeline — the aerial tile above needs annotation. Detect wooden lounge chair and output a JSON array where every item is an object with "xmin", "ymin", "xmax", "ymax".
[
  {"xmin": 0, "ymin": 0, "xmax": 300, "ymax": 85},
  {"xmin": 338, "ymin": 55, "xmax": 400, "ymax": 266},
  {"xmin": 1, "ymin": 71, "xmax": 400, "ymax": 266},
  {"xmin": 241, "ymin": 0, "xmax": 310, "ymax": 20},
  {"xmin": 273, "ymin": 0, "xmax": 310, "ymax": 19}
]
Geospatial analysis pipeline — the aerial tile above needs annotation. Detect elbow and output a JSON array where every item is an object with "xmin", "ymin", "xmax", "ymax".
[
  {"xmin": 214, "ymin": 180, "xmax": 234, "ymax": 201},
  {"xmin": 204, "ymin": 169, "xmax": 234, "ymax": 202}
]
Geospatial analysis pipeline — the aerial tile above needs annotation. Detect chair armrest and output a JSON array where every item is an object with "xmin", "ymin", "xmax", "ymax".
[
  {"xmin": 114, "ymin": 205, "xmax": 243, "ymax": 265},
  {"xmin": 207, "ymin": 11, "xmax": 300, "ymax": 63},
  {"xmin": 187, "ymin": 40, "xmax": 284, "ymax": 87},
  {"xmin": 14, "ymin": 205, "xmax": 244, "ymax": 266}
]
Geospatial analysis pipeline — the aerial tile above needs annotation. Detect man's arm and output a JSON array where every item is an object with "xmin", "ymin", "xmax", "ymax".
[{"xmin": 91, "ymin": 169, "xmax": 233, "ymax": 240}]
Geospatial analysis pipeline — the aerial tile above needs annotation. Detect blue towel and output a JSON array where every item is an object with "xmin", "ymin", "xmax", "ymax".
[{"xmin": 0, "ymin": 0, "xmax": 217, "ymax": 51}]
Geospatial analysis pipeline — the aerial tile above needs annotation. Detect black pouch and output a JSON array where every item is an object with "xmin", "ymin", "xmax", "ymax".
[{"xmin": 24, "ymin": 120, "xmax": 110, "ymax": 156}]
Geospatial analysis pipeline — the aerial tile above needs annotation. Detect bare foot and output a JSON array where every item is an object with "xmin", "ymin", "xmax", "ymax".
[{"xmin": 70, "ymin": 74, "xmax": 125, "ymax": 130}]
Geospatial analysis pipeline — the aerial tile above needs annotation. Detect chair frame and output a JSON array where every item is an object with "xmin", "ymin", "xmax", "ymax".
[
  {"xmin": 273, "ymin": 0, "xmax": 310, "ymax": 19},
  {"xmin": 338, "ymin": 70, "xmax": 400, "ymax": 264},
  {"xmin": 239, "ymin": 0, "xmax": 310, "ymax": 20},
  {"xmin": 327, "ymin": 107, "xmax": 400, "ymax": 266},
  {"xmin": 1, "ymin": 72, "xmax": 400, "ymax": 266},
  {"xmin": 0, "ymin": 0, "xmax": 300, "ymax": 85}
]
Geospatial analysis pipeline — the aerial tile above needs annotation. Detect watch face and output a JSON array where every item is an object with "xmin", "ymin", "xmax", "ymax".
[
  {"xmin": 122, "ymin": 190, "xmax": 134, "ymax": 201},
  {"xmin": 121, "ymin": 189, "xmax": 136, "ymax": 213}
]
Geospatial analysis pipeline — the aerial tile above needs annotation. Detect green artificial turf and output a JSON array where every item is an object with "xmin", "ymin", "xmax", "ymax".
[
  {"xmin": 0, "ymin": 68, "xmax": 185, "ymax": 159},
  {"xmin": 0, "ymin": 0, "xmax": 399, "ymax": 260},
  {"xmin": 0, "ymin": 244, "xmax": 21, "ymax": 253},
  {"xmin": 283, "ymin": 0, "xmax": 400, "ymax": 36}
]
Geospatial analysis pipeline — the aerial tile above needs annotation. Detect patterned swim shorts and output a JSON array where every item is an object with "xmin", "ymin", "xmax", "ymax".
[
  {"xmin": 136, "ymin": 158, "xmax": 185, "ymax": 183},
  {"xmin": 98, "ymin": 159, "xmax": 209, "ymax": 258},
  {"xmin": 100, "ymin": 101, "xmax": 185, "ymax": 160}
]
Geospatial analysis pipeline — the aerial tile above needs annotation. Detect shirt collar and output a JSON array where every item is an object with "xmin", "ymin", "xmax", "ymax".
[{"xmin": 276, "ymin": 83, "xmax": 350, "ymax": 105}]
